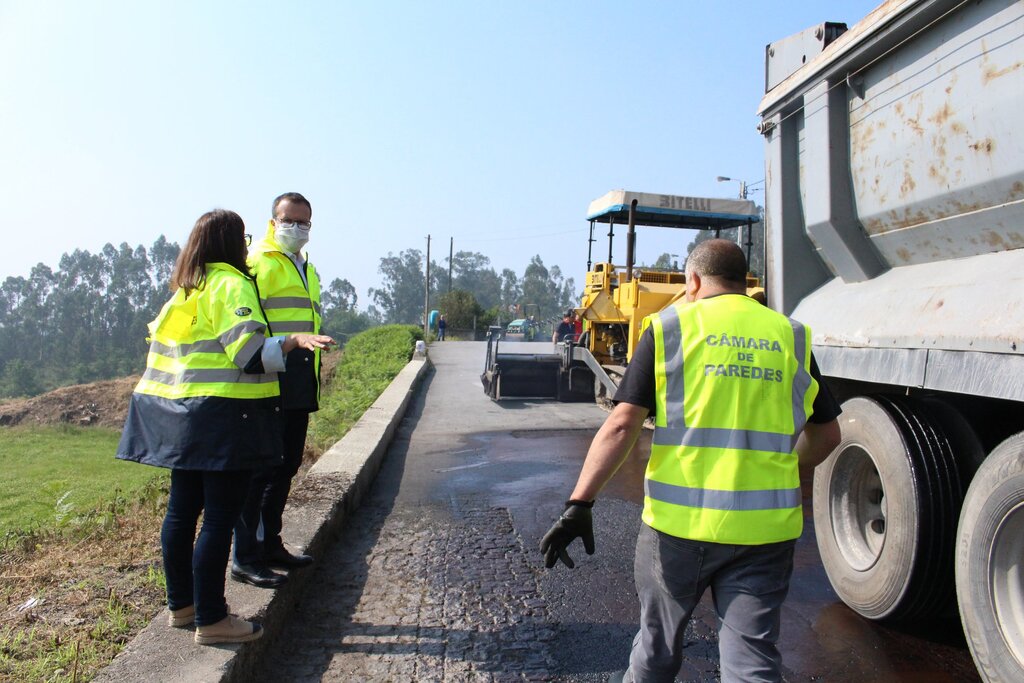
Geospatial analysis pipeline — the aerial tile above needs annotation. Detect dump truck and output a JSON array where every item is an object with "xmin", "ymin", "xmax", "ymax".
[
  {"xmin": 758, "ymin": 1, "xmax": 1023, "ymax": 679},
  {"xmin": 481, "ymin": 190, "xmax": 763, "ymax": 401}
]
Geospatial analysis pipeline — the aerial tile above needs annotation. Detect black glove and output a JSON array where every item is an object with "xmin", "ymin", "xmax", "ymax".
[{"xmin": 540, "ymin": 500, "xmax": 595, "ymax": 569}]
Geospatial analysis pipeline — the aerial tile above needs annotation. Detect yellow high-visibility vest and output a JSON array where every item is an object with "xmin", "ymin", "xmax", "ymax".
[
  {"xmin": 134, "ymin": 263, "xmax": 280, "ymax": 400},
  {"xmin": 644, "ymin": 294, "xmax": 818, "ymax": 544},
  {"xmin": 249, "ymin": 223, "xmax": 322, "ymax": 335},
  {"xmin": 248, "ymin": 223, "xmax": 323, "ymax": 378}
]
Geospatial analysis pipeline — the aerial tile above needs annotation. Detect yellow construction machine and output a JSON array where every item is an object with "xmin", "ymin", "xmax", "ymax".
[
  {"xmin": 576, "ymin": 190, "xmax": 763, "ymax": 397},
  {"xmin": 482, "ymin": 189, "xmax": 762, "ymax": 401}
]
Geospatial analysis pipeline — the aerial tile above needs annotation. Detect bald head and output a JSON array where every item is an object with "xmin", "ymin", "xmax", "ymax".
[{"xmin": 685, "ymin": 239, "xmax": 748, "ymax": 300}]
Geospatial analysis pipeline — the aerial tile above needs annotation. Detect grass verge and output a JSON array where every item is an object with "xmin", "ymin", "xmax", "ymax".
[
  {"xmin": 307, "ymin": 324, "xmax": 422, "ymax": 454},
  {"xmin": 0, "ymin": 426, "xmax": 164, "ymax": 538}
]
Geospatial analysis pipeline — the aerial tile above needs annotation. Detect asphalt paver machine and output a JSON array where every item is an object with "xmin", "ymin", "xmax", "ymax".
[
  {"xmin": 481, "ymin": 189, "xmax": 762, "ymax": 401},
  {"xmin": 575, "ymin": 190, "xmax": 763, "ymax": 398}
]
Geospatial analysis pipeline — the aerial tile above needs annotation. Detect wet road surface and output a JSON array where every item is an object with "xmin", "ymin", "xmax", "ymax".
[{"xmin": 256, "ymin": 342, "xmax": 980, "ymax": 682}]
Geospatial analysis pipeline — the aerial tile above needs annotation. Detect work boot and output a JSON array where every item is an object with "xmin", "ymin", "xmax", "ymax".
[
  {"xmin": 265, "ymin": 544, "xmax": 313, "ymax": 568},
  {"xmin": 194, "ymin": 615, "xmax": 263, "ymax": 645},
  {"xmin": 231, "ymin": 563, "xmax": 287, "ymax": 588},
  {"xmin": 168, "ymin": 604, "xmax": 195, "ymax": 627}
]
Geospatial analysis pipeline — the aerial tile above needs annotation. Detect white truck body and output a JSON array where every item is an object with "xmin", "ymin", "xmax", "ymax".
[
  {"xmin": 759, "ymin": 0, "xmax": 1023, "ymax": 399},
  {"xmin": 759, "ymin": 1, "xmax": 1024, "ymax": 679}
]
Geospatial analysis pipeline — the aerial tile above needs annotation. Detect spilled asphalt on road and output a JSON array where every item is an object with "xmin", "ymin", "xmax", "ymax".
[{"xmin": 254, "ymin": 341, "xmax": 980, "ymax": 682}]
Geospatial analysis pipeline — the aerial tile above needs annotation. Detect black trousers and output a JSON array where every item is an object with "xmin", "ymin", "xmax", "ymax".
[{"xmin": 233, "ymin": 410, "xmax": 309, "ymax": 565}]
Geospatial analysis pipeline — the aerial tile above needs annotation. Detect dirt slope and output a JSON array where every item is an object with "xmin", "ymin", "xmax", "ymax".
[
  {"xmin": 0, "ymin": 377, "xmax": 139, "ymax": 429},
  {"xmin": 0, "ymin": 351, "xmax": 341, "ymax": 431}
]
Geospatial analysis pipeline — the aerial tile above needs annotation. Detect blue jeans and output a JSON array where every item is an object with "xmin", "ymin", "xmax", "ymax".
[
  {"xmin": 628, "ymin": 524, "xmax": 795, "ymax": 683},
  {"xmin": 162, "ymin": 469, "xmax": 251, "ymax": 626}
]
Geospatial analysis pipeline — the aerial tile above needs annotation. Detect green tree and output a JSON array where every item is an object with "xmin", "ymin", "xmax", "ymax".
[
  {"xmin": 447, "ymin": 251, "xmax": 502, "ymax": 311},
  {"xmin": 149, "ymin": 235, "xmax": 181, "ymax": 293},
  {"xmin": 520, "ymin": 256, "xmax": 577, "ymax": 322},
  {"xmin": 650, "ymin": 253, "xmax": 680, "ymax": 269},
  {"xmin": 0, "ymin": 235, "xmax": 180, "ymax": 397},
  {"xmin": 686, "ymin": 212, "xmax": 764, "ymax": 279},
  {"xmin": 369, "ymin": 249, "xmax": 429, "ymax": 325},
  {"xmin": 499, "ymin": 268, "xmax": 521, "ymax": 318},
  {"xmin": 321, "ymin": 277, "xmax": 358, "ymax": 313},
  {"xmin": 0, "ymin": 359, "xmax": 41, "ymax": 397},
  {"xmin": 436, "ymin": 289, "xmax": 483, "ymax": 336},
  {"xmin": 320, "ymin": 277, "xmax": 374, "ymax": 345}
]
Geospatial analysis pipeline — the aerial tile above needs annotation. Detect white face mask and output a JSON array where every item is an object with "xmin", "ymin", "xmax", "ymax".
[{"xmin": 275, "ymin": 222, "xmax": 310, "ymax": 253}]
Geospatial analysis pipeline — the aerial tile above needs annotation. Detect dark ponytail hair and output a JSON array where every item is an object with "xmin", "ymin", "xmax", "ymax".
[{"xmin": 171, "ymin": 209, "xmax": 251, "ymax": 293}]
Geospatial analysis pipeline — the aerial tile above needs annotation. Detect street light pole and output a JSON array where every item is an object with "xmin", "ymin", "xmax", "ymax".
[
  {"xmin": 716, "ymin": 175, "xmax": 748, "ymax": 200},
  {"xmin": 424, "ymin": 235, "xmax": 431, "ymax": 340},
  {"xmin": 716, "ymin": 176, "xmax": 755, "ymax": 270}
]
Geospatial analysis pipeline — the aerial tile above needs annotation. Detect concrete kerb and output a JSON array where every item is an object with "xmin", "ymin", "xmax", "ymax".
[{"xmin": 95, "ymin": 356, "xmax": 431, "ymax": 683}]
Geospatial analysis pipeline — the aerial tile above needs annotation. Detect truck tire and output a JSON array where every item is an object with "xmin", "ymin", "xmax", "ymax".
[
  {"xmin": 813, "ymin": 396, "xmax": 963, "ymax": 620},
  {"xmin": 921, "ymin": 397, "xmax": 985, "ymax": 481},
  {"xmin": 956, "ymin": 431, "xmax": 1024, "ymax": 682}
]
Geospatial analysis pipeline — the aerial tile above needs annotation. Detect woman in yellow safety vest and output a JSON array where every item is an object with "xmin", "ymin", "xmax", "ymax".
[{"xmin": 116, "ymin": 209, "xmax": 333, "ymax": 645}]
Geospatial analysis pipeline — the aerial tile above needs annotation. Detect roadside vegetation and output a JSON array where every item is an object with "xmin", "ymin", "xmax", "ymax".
[
  {"xmin": 307, "ymin": 324, "xmax": 423, "ymax": 453},
  {"xmin": 0, "ymin": 325, "xmax": 420, "ymax": 682}
]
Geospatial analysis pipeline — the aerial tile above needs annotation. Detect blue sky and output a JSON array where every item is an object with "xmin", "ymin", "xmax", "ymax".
[{"xmin": 0, "ymin": 1, "xmax": 880, "ymax": 308}]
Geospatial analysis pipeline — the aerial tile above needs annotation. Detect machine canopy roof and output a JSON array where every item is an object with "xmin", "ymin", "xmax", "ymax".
[{"xmin": 587, "ymin": 190, "xmax": 759, "ymax": 229}]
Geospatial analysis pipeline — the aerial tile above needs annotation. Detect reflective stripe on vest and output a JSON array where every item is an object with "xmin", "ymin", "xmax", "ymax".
[
  {"xmin": 643, "ymin": 296, "xmax": 818, "ymax": 544},
  {"xmin": 143, "ymin": 367, "xmax": 279, "ymax": 385},
  {"xmin": 262, "ymin": 296, "xmax": 322, "ymax": 316},
  {"xmin": 269, "ymin": 320, "xmax": 316, "ymax": 333},
  {"xmin": 645, "ymin": 478, "xmax": 802, "ymax": 511}
]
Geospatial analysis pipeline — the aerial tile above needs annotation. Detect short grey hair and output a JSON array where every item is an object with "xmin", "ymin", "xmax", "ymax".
[{"xmin": 685, "ymin": 239, "xmax": 747, "ymax": 284}]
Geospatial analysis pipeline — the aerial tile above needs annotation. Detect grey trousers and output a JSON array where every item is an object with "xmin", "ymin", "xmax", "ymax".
[{"xmin": 626, "ymin": 524, "xmax": 796, "ymax": 683}]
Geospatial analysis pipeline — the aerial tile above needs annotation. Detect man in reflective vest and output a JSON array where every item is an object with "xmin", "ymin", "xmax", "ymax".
[
  {"xmin": 541, "ymin": 239, "xmax": 842, "ymax": 683},
  {"xmin": 232, "ymin": 192, "xmax": 332, "ymax": 588}
]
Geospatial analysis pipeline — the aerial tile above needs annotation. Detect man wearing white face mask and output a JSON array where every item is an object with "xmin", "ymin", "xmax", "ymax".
[{"xmin": 232, "ymin": 192, "xmax": 335, "ymax": 588}]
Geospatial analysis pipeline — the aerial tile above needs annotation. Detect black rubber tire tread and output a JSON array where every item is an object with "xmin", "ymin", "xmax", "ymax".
[
  {"xmin": 813, "ymin": 396, "xmax": 963, "ymax": 621},
  {"xmin": 920, "ymin": 396, "xmax": 985, "ymax": 483},
  {"xmin": 956, "ymin": 431, "xmax": 1024, "ymax": 683},
  {"xmin": 880, "ymin": 396, "xmax": 961, "ymax": 620}
]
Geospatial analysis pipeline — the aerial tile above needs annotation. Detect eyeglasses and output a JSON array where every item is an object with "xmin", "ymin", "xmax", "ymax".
[
  {"xmin": 244, "ymin": 234, "xmax": 252, "ymax": 246},
  {"xmin": 276, "ymin": 219, "xmax": 312, "ymax": 231}
]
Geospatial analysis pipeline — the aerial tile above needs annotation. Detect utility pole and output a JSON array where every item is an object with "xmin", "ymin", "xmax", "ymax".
[
  {"xmin": 448, "ymin": 237, "xmax": 453, "ymax": 294},
  {"xmin": 424, "ymin": 235, "xmax": 431, "ymax": 340}
]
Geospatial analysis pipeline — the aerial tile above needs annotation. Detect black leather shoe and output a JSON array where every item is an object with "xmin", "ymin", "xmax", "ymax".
[
  {"xmin": 231, "ymin": 563, "xmax": 287, "ymax": 588},
  {"xmin": 265, "ymin": 545, "xmax": 314, "ymax": 568}
]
